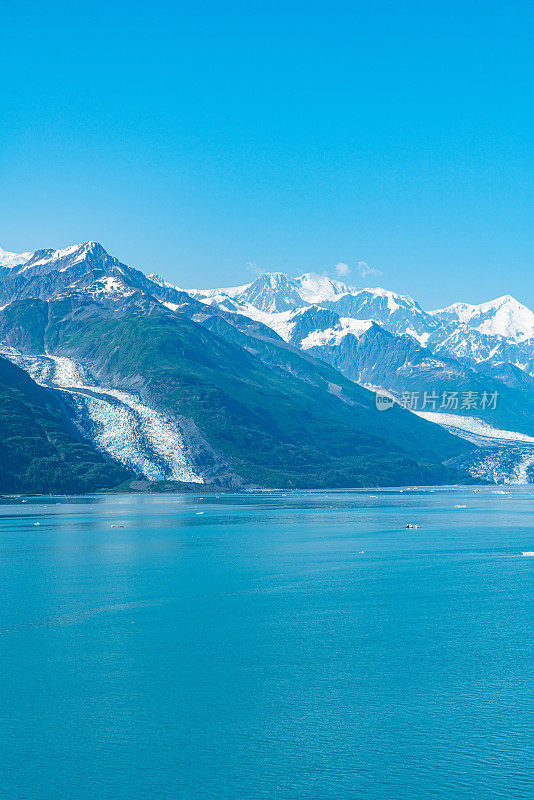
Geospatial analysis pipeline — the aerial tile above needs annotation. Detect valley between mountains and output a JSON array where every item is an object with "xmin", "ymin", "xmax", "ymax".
[{"xmin": 1, "ymin": 241, "xmax": 533, "ymax": 492}]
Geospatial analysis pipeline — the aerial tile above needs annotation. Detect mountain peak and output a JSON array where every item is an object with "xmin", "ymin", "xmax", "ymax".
[
  {"xmin": 480, "ymin": 293, "xmax": 520, "ymax": 310},
  {"xmin": 238, "ymin": 272, "xmax": 305, "ymax": 312},
  {"xmin": 434, "ymin": 294, "xmax": 534, "ymax": 342},
  {"xmin": 0, "ymin": 247, "xmax": 33, "ymax": 269},
  {"xmin": 22, "ymin": 241, "xmax": 109, "ymax": 270},
  {"xmin": 0, "ymin": 240, "xmax": 142, "ymax": 307},
  {"xmin": 357, "ymin": 286, "xmax": 421, "ymax": 310},
  {"xmin": 296, "ymin": 273, "xmax": 352, "ymax": 302}
]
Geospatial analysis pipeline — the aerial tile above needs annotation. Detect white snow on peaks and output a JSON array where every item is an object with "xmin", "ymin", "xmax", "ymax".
[
  {"xmin": 434, "ymin": 301, "xmax": 479, "ymax": 323},
  {"xmin": 433, "ymin": 294, "xmax": 534, "ymax": 342},
  {"xmin": 359, "ymin": 286, "xmax": 424, "ymax": 314},
  {"xmin": 192, "ymin": 283, "xmax": 251, "ymax": 301},
  {"xmin": 148, "ymin": 274, "xmax": 184, "ymax": 291},
  {"xmin": 365, "ymin": 287, "xmax": 400, "ymax": 312},
  {"xmin": 0, "ymin": 247, "xmax": 32, "ymax": 268},
  {"xmin": 293, "ymin": 273, "xmax": 352, "ymax": 303},
  {"xmin": 477, "ymin": 295, "xmax": 534, "ymax": 341},
  {"xmin": 20, "ymin": 241, "xmax": 108, "ymax": 273},
  {"xmin": 19, "ymin": 243, "xmax": 84, "ymax": 272},
  {"xmin": 265, "ymin": 272, "xmax": 289, "ymax": 288},
  {"xmin": 192, "ymin": 272, "xmax": 355, "ymax": 307},
  {"xmin": 26, "ymin": 243, "xmax": 85, "ymax": 269},
  {"xmin": 301, "ymin": 318, "xmax": 374, "ymax": 349}
]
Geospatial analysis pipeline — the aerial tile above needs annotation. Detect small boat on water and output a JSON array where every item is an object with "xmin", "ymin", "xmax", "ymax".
[
  {"xmin": 522, "ymin": 551, "xmax": 534, "ymax": 557},
  {"xmin": 404, "ymin": 523, "xmax": 419, "ymax": 529}
]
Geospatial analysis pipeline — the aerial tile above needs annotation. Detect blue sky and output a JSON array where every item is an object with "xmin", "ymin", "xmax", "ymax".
[{"xmin": 1, "ymin": 0, "xmax": 534, "ymax": 308}]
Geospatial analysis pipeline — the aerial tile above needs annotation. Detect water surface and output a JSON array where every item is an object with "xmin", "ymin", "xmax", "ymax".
[{"xmin": 1, "ymin": 487, "xmax": 533, "ymax": 799}]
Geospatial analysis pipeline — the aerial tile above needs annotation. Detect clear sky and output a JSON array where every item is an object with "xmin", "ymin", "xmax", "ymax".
[{"xmin": 1, "ymin": 0, "xmax": 534, "ymax": 309}]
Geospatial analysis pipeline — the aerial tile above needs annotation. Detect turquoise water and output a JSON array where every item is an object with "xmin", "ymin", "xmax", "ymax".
[{"xmin": 0, "ymin": 488, "xmax": 533, "ymax": 799}]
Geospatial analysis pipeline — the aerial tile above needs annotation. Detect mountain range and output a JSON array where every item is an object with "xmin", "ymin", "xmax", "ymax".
[{"xmin": 1, "ymin": 240, "xmax": 533, "ymax": 491}]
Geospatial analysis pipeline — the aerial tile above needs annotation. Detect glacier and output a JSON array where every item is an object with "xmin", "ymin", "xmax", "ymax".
[
  {"xmin": 178, "ymin": 268, "xmax": 534, "ymax": 483},
  {"xmin": 416, "ymin": 411, "xmax": 534, "ymax": 484},
  {"xmin": 0, "ymin": 348, "xmax": 205, "ymax": 483},
  {"xmin": 5, "ymin": 239, "xmax": 534, "ymax": 485}
]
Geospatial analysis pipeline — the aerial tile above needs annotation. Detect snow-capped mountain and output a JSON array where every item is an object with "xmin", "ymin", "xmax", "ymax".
[
  {"xmin": 192, "ymin": 272, "xmax": 352, "ymax": 313},
  {"xmin": 191, "ymin": 271, "xmax": 534, "ymax": 372},
  {"xmin": 0, "ymin": 247, "xmax": 33, "ymax": 269},
  {"xmin": 432, "ymin": 295, "xmax": 534, "ymax": 342},
  {"xmin": 5, "ymin": 242, "xmax": 532, "ymax": 387},
  {"xmin": 0, "ymin": 241, "xmax": 155, "ymax": 306},
  {"xmin": 2, "ymin": 238, "xmax": 534, "ymax": 485},
  {"xmin": 319, "ymin": 288, "xmax": 437, "ymax": 342},
  {"xmin": 191, "ymin": 274, "xmax": 438, "ymax": 345},
  {"xmin": 0, "ymin": 240, "xmax": 477, "ymax": 490},
  {"xmin": 183, "ymin": 267, "xmax": 534, "ymax": 483},
  {"xmin": 426, "ymin": 326, "xmax": 534, "ymax": 375}
]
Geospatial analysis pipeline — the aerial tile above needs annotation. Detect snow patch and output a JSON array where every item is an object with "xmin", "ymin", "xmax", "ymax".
[
  {"xmin": 301, "ymin": 318, "xmax": 373, "ymax": 349},
  {"xmin": 296, "ymin": 273, "xmax": 353, "ymax": 303},
  {"xmin": 0, "ymin": 247, "xmax": 32, "ymax": 269}
]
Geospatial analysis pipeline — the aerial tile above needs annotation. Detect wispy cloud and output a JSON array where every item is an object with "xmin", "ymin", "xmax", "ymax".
[
  {"xmin": 335, "ymin": 261, "xmax": 351, "ymax": 277},
  {"xmin": 246, "ymin": 260, "xmax": 263, "ymax": 276},
  {"xmin": 357, "ymin": 260, "xmax": 382, "ymax": 279}
]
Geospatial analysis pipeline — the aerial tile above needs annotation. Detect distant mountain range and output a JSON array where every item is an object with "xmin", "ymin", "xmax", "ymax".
[
  {"xmin": 190, "ymin": 271, "xmax": 534, "ymax": 360},
  {"xmin": 0, "ymin": 240, "xmax": 532, "ymax": 491},
  {"xmin": 187, "ymin": 271, "xmax": 534, "ymax": 482}
]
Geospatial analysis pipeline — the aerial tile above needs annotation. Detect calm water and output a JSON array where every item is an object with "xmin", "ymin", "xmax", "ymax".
[{"xmin": 0, "ymin": 488, "xmax": 533, "ymax": 799}]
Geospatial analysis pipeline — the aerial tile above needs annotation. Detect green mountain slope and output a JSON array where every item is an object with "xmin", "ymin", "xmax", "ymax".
[{"xmin": 6, "ymin": 294, "xmax": 472, "ymax": 488}]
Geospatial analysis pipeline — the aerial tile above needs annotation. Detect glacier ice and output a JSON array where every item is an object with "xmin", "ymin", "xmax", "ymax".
[{"xmin": 0, "ymin": 349, "xmax": 204, "ymax": 483}]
